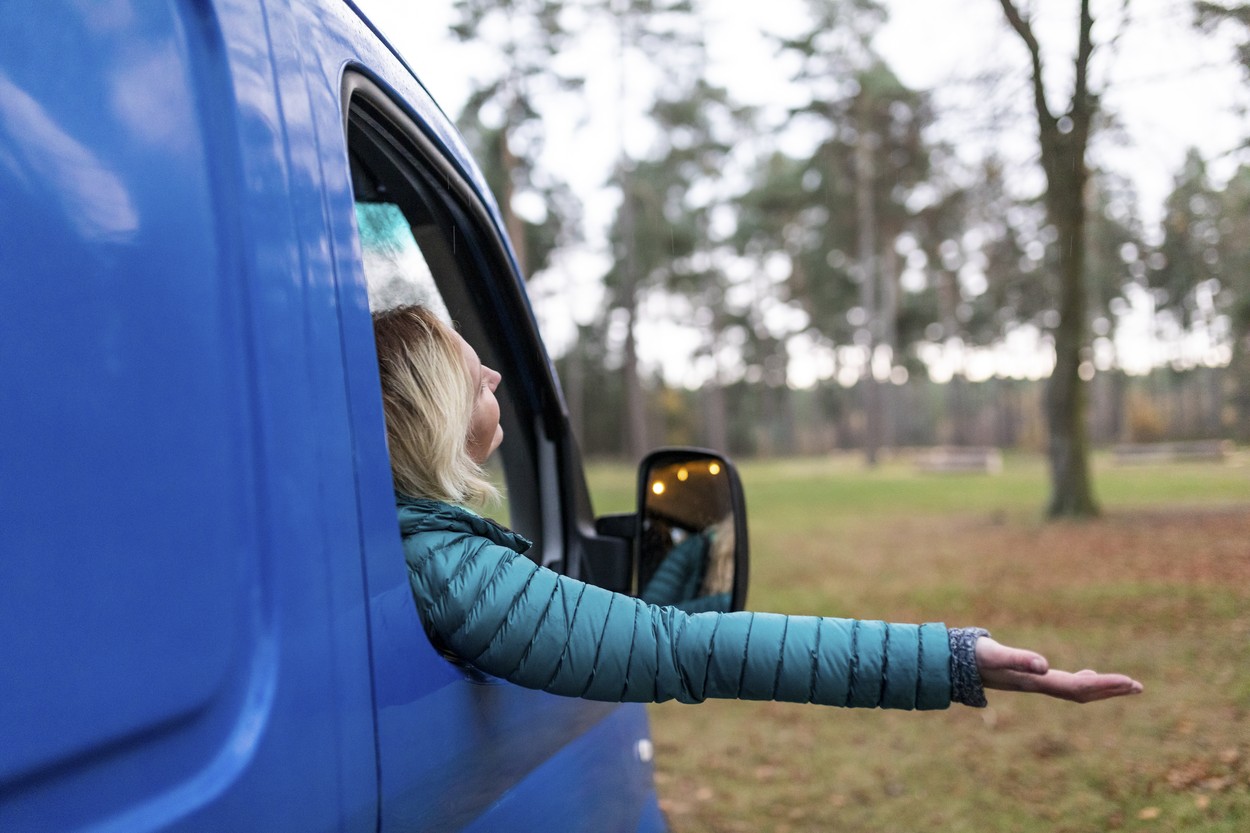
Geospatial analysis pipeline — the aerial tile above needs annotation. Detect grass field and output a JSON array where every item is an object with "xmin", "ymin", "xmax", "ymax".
[{"xmin": 586, "ymin": 452, "xmax": 1250, "ymax": 833}]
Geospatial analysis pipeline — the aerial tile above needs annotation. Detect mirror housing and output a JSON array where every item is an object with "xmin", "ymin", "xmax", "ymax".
[{"xmin": 635, "ymin": 448, "xmax": 749, "ymax": 613}]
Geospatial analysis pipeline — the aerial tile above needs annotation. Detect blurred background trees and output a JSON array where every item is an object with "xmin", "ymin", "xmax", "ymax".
[
  {"xmin": 436, "ymin": 0, "xmax": 1250, "ymax": 512},
  {"xmin": 450, "ymin": 0, "xmax": 585, "ymax": 280}
]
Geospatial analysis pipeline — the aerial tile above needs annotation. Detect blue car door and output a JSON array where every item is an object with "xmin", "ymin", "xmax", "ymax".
[{"xmin": 0, "ymin": 1, "xmax": 379, "ymax": 830}]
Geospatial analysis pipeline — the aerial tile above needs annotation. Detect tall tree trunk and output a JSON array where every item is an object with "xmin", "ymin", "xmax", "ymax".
[
  {"xmin": 1205, "ymin": 367, "xmax": 1222, "ymax": 438},
  {"xmin": 879, "ymin": 243, "xmax": 899, "ymax": 450},
  {"xmin": 948, "ymin": 374, "xmax": 971, "ymax": 445},
  {"xmin": 775, "ymin": 383, "xmax": 796, "ymax": 455},
  {"xmin": 497, "ymin": 127, "xmax": 529, "ymax": 280},
  {"xmin": 613, "ymin": 0, "xmax": 647, "ymax": 461},
  {"xmin": 995, "ymin": 378, "xmax": 1018, "ymax": 448},
  {"xmin": 854, "ymin": 122, "xmax": 881, "ymax": 466},
  {"xmin": 1045, "ymin": 176, "xmax": 1097, "ymax": 515},
  {"xmin": 1000, "ymin": 0, "xmax": 1099, "ymax": 517},
  {"xmin": 566, "ymin": 332, "xmax": 585, "ymax": 451},
  {"xmin": 1235, "ymin": 342, "xmax": 1250, "ymax": 442},
  {"xmin": 936, "ymin": 267, "xmax": 968, "ymax": 445},
  {"xmin": 704, "ymin": 319, "xmax": 729, "ymax": 453},
  {"xmin": 619, "ymin": 178, "xmax": 648, "ymax": 459},
  {"xmin": 704, "ymin": 382, "xmax": 728, "ymax": 453}
]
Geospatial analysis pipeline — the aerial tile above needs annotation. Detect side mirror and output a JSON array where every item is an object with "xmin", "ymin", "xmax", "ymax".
[{"xmin": 635, "ymin": 448, "xmax": 749, "ymax": 613}]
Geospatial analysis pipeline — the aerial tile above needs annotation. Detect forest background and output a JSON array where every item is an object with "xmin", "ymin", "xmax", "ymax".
[{"xmin": 359, "ymin": 0, "xmax": 1250, "ymax": 516}]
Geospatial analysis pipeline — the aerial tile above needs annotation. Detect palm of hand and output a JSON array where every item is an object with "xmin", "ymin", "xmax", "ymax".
[{"xmin": 975, "ymin": 637, "xmax": 1143, "ymax": 703}]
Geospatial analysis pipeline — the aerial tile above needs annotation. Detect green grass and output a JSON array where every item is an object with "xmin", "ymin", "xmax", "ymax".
[{"xmin": 586, "ymin": 451, "xmax": 1250, "ymax": 832}]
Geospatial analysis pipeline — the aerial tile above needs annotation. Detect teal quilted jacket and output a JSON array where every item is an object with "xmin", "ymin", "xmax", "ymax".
[{"xmin": 399, "ymin": 496, "xmax": 953, "ymax": 710}]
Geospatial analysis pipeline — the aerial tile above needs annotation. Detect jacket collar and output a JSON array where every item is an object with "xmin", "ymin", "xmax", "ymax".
[{"xmin": 395, "ymin": 494, "xmax": 533, "ymax": 554}]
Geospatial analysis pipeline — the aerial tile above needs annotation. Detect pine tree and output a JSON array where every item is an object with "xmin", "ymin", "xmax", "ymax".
[{"xmin": 770, "ymin": 1, "xmax": 936, "ymax": 462}]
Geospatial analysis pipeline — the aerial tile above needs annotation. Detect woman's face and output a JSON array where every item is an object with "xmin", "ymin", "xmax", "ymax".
[{"xmin": 454, "ymin": 331, "xmax": 503, "ymax": 464}]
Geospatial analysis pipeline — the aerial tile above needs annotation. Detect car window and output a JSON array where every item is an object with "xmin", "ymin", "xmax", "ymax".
[{"xmin": 346, "ymin": 92, "xmax": 521, "ymax": 531}]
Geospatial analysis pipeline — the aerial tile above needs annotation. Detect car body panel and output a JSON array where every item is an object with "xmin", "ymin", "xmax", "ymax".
[{"xmin": 0, "ymin": 0, "xmax": 663, "ymax": 831}]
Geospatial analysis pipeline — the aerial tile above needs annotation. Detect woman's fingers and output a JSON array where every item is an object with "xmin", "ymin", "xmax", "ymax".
[
  {"xmin": 975, "ymin": 638, "xmax": 1143, "ymax": 702},
  {"xmin": 975, "ymin": 637, "xmax": 1049, "ymax": 675},
  {"xmin": 983, "ymin": 667, "xmax": 1144, "ymax": 702},
  {"xmin": 1040, "ymin": 670, "xmax": 1144, "ymax": 703}
]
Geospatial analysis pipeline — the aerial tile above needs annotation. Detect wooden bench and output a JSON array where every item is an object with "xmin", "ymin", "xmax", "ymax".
[
  {"xmin": 1111, "ymin": 440, "xmax": 1232, "ymax": 465},
  {"xmin": 915, "ymin": 446, "xmax": 1003, "ymax": 474}
]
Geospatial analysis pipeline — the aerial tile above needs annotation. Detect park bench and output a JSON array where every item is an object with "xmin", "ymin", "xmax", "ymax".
[
  {"xmin": 915, "ymin": 446, "xmax": 1004, "ymax": 474},
  {"xmin": 1111, "ymin": 440, "xmax": 1232, "ymax": 465}
]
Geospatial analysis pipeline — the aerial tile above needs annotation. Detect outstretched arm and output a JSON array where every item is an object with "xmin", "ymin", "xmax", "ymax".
[
  {"xmin": 408, "ymin": 534, "xmax": 953, "ymax": 710},
  {"xmin": 975, "ymin": 636, "xmax": 1143, "ymax": 703}
]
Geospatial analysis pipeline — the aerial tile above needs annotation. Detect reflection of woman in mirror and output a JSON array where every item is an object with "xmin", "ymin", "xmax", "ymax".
[
  {"xmin": 638, "ymin": 514, "xmax": 734, "ymax": 611},
  {"xmin": 638, "ymin": 458, "xmax": 737, "ymax": 610},
  {"xmin": 375, "ymin": 304, "xmax": 1142, "ymax": 712}
]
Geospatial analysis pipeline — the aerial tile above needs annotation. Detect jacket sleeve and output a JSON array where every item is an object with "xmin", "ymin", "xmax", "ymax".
[
  {"xmin": 406, "ymin": 532, "xmax": 952, "ymax": 710},
  {"xmin": 638, "ymin": 534, "xmax": 707, "ymax": 607}
]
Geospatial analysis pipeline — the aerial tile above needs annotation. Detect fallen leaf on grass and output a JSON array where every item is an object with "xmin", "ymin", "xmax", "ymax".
[
  {"xmin": 1200, "ymin": 775, "xmax": 1235, "ymax": 792},
  {"xmin": 1031, "ymin": 734, "xmax": 1073, "ymax": 759},
  {"xmin": 1166, "ymin": 759, "xmax": 1215, "ymax": 790},
  {"xmin": 658, "ymin": 798, "xmax": 692, "ymax": 816},
  {"xmin": 1137, "ymin": 806, "xmax": 1161, "ymax": 820}
]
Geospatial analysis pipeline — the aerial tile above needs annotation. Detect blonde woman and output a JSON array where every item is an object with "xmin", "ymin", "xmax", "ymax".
[{"xmin": 373, "ymin": 304, "xmax": 1142, "ymax": 709}]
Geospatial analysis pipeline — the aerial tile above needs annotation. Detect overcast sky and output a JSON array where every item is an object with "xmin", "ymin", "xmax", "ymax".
[{"xmin": 362, "ymin": 0, "xmax": 1246, "ymax": 215}]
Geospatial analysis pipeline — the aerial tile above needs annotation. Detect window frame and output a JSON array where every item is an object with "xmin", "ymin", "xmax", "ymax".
[{"xmin": 342, "ymin": 71, "xmax": 560, "ymax": 561}]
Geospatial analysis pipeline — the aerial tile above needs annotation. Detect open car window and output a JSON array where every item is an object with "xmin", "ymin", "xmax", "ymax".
[{"xmin": 345, "ymin": 89, "xmax": 525, "ymax": 536}]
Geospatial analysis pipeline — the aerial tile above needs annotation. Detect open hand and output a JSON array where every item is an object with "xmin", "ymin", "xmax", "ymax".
[{"xmin": 975, "ymin": 637, "xmax": 1144, "ymax": 703}]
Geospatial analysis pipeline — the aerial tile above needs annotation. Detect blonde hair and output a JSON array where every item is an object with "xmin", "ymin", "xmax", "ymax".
[
  {"xmin": 700, "ymin": 514, "xmax": 736, "ymax": 596},
  {"xmin": 372, "ymin": 305, "xmax": 498, "ymax": 506}
]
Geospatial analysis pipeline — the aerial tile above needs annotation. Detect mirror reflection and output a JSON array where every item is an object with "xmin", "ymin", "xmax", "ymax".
[{"xmin": 638, "ymin": 454, "xmax": 738, "ymax": 612}]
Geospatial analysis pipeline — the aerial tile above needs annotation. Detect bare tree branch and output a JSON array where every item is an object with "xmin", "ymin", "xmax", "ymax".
[
  {"xmin": 1104, "ymin": 0, "xmax": 1133, "ymax": 58},
  {"xmin": 1073, "ymin": 0, "xmax": 1095, "ymax": 127},
  {"xmin": 997, "ymin": 0, "xmax": 1056, "ymax": 128}
]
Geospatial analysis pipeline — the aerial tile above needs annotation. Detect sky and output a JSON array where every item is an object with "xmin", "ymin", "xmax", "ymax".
[
  {"xmin": 362, "ymin": 0, "xmax": 1247, "ymax": 216},
  {"xmin": 356, "ymin": 0, "xmax": 1248, "ymax": 384}
]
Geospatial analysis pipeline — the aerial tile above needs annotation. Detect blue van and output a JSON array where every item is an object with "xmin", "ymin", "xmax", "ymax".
[{"xmin": 0, "ymin": 1, "xmax": 748, "ymax": 831}]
